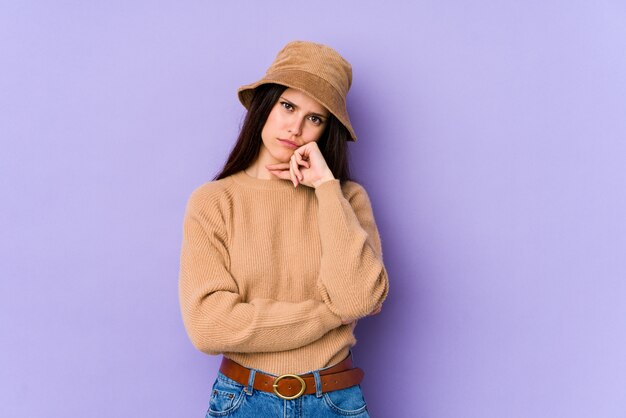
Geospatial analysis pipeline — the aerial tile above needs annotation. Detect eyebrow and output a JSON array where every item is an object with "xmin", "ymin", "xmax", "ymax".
[{"xmin": 279, "ymin": 96, "xmax": 329, "ymax": 119}]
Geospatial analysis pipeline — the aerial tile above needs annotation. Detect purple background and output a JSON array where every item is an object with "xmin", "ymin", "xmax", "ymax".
[{"xmin": 2, "ymin": 1, "xmax": 625, "ymax": 417}]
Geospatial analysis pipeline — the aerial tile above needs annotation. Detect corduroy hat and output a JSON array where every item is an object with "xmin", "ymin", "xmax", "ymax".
[{"xmin": 237, "ymin": 40, "xmax": 357, "ymax": 141}]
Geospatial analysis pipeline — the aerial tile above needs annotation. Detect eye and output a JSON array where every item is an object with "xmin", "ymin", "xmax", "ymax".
[
  {"xmin": 280, "ymin": 101, "xmax": 294, "ymax": 111},
  {"xmin": 309, "ymin": 115, "xmax": 324, "ymax": 126}
]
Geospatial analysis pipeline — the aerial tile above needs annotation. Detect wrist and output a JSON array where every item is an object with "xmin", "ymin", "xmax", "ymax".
[{"xmin": 313, "ymin": 171, "xmax": 335, "ymax": 189}]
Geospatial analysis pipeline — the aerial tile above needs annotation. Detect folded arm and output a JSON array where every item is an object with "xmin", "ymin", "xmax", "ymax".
[
  {"xmin": 315, "ymin": 180, "xmax": 390, "ymax": 322},
  {"xmin": 178, "ymin": 188, "xmax": 342, "ymax": 355}
]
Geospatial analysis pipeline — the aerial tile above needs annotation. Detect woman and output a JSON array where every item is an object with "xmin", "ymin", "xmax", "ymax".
[{"xmin": 179, "ymin": 40, "xmax": 389, "ymax": 417}]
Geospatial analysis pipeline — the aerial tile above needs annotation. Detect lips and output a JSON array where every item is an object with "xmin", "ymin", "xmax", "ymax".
[{"xmin": 278, "ymin": 139, "xmax": 298, "ymax": 149}]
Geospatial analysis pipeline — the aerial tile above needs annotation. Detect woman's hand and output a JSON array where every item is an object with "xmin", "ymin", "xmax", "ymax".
[{"xmin": 266, "ymin": 141, "xmax": 335, "ymax": 188}]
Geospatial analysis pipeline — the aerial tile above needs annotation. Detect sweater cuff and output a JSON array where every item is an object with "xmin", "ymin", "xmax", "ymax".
[
  {"xmin": 314, "ymin": 178, "xmax": 342, "ymax": 198},
  {"xmin": 317, "ymin": 301, "xmax": 343, "ymax": 329}
]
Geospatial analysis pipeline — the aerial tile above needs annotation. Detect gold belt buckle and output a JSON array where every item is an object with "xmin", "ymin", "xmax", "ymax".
[{"xmin": 272, "ymin": 374, "xmax": 306, "ymax": 400}]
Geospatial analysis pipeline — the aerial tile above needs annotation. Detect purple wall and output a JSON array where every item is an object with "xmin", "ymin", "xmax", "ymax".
[{"xmin": 2, "ymin": 1, "xmax": 625, "ymax": 417}]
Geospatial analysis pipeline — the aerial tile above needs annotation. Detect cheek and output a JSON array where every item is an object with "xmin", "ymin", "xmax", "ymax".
[
  {"xmin": 304, "ymin": 126, "xmax": 325, "ymax": 143},
  {"xmin": 266, "ymin": 107, "xmax": 285, "ymax": 128},
  {"xmin": 262, "ymin": 112, "xmax": 280, "ymax": 139}
]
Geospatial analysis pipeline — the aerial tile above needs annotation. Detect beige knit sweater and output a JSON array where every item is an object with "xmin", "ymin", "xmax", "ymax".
[{"xmin": 178, "ymin": 170, "xmax": 389, "ymax": 375}]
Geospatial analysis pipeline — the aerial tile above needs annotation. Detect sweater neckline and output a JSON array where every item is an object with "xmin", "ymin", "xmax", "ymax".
[{"xmin": 231, "ymin": 170, "xmax": 297, "ymax": 191}]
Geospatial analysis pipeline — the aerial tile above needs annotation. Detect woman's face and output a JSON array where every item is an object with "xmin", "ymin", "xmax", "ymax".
[{"xmin": 260, "ymin": 87, "xmax": 330, "ymax": 163}]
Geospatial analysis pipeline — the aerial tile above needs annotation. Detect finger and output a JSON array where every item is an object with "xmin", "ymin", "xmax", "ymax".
[
  {"xmin": 289, "ymin": 160, "xmax": 298, "ymax": 187},
  {"xmin": 266, "ymin": 163, "xmax": 290, "ymax": 179},
  {"xmin": 295, "ymin": 152, "xmax": 310, "ymax": 171},
  {"xmin": 293, "ymin": 155, "xmax": 304, "ymax": 183},
  {"xmin": 266, "ymin": 163, "xmax": 290, "ymax": 170},
  {"xmin": 291, "ymin": 154, "xmax": 303, "ymax": 181},
  {"xmin": 267, "ymin": 169, "xmax": 291, "ymax": 180}
]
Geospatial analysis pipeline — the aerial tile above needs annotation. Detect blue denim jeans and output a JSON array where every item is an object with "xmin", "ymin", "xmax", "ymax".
[{"xmin": 205, "ymin": 359, "xmax": 370, "ymax": 417}]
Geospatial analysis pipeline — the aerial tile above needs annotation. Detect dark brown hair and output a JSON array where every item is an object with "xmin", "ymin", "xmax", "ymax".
[{"xmin": 213, "ymin": 83, "xmax": 353, "ymax": 183}]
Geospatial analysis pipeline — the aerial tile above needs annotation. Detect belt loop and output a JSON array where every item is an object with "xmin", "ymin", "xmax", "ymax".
[
  {"xmin": 313, "ymin": 370, "xmax": 323, "ymax": 398},
  {"xmin": 244, "ymin": 369, "xmax": 256, "ymax": 396}
]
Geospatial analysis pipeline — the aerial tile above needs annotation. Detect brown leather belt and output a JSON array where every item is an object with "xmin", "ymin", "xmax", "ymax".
[{"xmin": 218, "ymin": 354, "xmax": 364, "ymax": 400}]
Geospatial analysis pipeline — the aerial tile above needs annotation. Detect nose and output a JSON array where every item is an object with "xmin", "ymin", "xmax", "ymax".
[{"xmin": 287, "ymin": 115, "xmax": 303, "ymax": 137}]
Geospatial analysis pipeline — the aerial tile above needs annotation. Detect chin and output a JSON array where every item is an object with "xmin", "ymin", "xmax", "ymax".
[{"xmin": 272, "ymin": 149, "xmax": 293, "ymax": 163}]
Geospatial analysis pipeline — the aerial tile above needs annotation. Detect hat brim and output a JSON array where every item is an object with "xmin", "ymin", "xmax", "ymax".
[{"xmin": 237, "ymin": 70, "xmax": 357, "ymax": 142}]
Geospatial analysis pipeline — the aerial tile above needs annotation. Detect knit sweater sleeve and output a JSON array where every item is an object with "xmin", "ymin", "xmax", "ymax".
[
  {"xmin": 315, "ymin": 179, "xmax": 390, "ymax": 321},
  {"xmin": 178, "ymin": 185, "xmax": 343, "ymax": 355}
]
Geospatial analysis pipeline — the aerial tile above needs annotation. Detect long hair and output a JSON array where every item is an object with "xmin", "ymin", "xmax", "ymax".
[{"xmin": 213, "ymin": 83, "xmax": 353, "ymax": 183}]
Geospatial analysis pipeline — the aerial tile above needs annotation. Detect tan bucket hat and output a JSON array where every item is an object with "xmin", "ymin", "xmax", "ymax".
[{"xmin": 237, "ymin": 40, "xmax": 357, "ymax": 141}]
